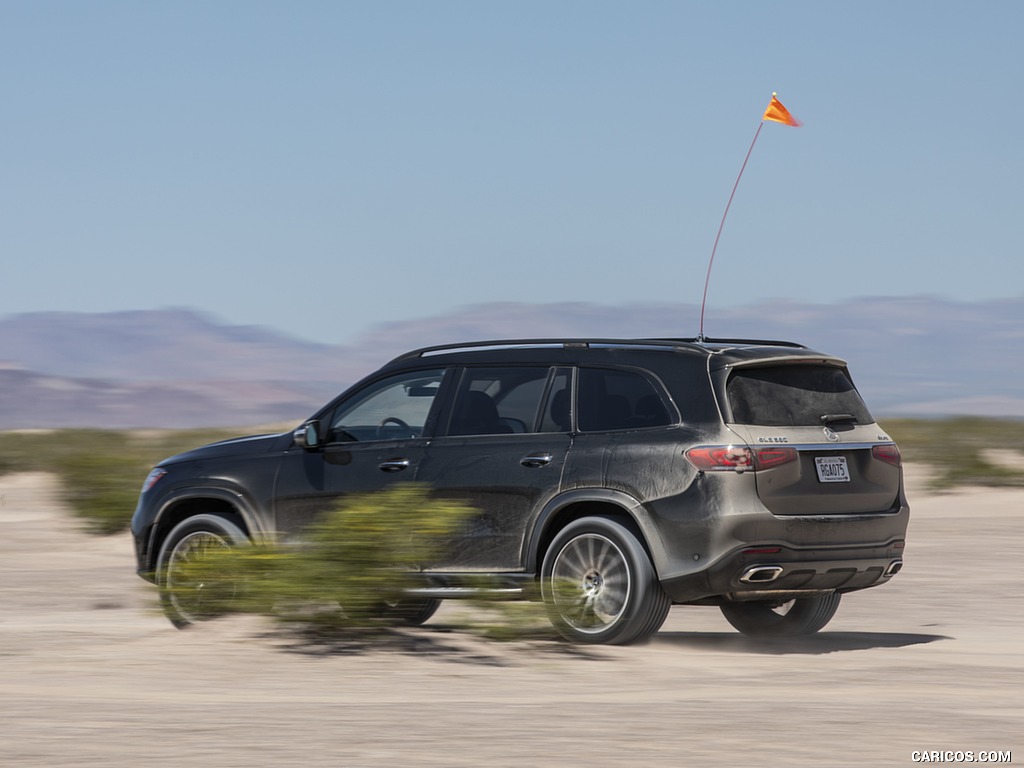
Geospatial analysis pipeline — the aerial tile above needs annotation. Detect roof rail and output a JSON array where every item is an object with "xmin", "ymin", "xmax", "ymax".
[
  {"xmin": 386, "ymin": 336, "xmax": 807, "ymax": 365},
  {"xmin": 646, "ymin": 337, "xmax": 807, "ymax": 349},
  {"xmin": 387, "ymin": 338, "xmax": 698, "ymax": 364}
]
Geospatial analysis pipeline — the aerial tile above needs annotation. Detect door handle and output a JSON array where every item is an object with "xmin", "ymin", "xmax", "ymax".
[
  {"xmin": 520, "ymin": 453, "xmax": 554, "ymax": 468},
  {"xmin": 379, "ymin": 458, "xmax": 411, "ymax": 472}
]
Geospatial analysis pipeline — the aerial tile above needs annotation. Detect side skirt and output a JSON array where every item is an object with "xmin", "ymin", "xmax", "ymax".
[{"xmin": 404, "ymin": 571, "xmax": 537, "ymax": 601}]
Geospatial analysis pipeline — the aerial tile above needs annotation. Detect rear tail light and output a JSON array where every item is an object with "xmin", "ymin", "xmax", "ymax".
[
  {"xmin": 685, "ymin": 445, "xmax": 798, "ymax": 473},
  {"xmin": 872, "ymin": 444, "xmax": 902, "ymax": 467},
  {"xmin": 753, "ymin": 446, "xmax": 799, "ymax": 469},
  {"xmin": 685, "ymin": 446, "xmax": 753, "ymax": 471}
]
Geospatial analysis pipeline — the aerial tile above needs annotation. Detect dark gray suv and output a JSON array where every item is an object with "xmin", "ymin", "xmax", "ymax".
[{"xmin": 131, "ymin": 337, "xmax": 909, "ymax": 644}]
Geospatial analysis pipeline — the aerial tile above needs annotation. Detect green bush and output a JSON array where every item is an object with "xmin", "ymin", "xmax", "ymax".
[
  {"xmin": 55, "ymin": 447, "xmax": 146, "ymax": 535},
  {"xmin": 882, "ymin": 417, "xmax": 1024, "ymax": 489},
  {"xmin": 457, "ymin": 595, "xmax": 556, "ymax": 642},
  {"xmin": 0, "ymin": 428, "xmax": 247, "ymax": 534},
  {"xmin": 164, "ymin": 485, "xmax": 479, "ymax": 635}
]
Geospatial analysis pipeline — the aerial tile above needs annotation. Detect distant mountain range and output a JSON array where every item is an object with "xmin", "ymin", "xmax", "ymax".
[{"xmin": 1, "ymin": 297, "xmax": 1022, "ymax": 429}]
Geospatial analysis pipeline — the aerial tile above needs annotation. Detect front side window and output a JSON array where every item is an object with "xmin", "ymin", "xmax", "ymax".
[
  {"xmin": 329, "ymin": 369, "xmax": 445, "ymax": 442},
  {"xmin": 726, "ymin": 364, "xmax": 873, "ymax": 426},
  {"xmin": 577, "ymin": 368, "xmax": 674, "ymax": 432},
  {"xmin": 447, "ymin": 367, "xmax": 551, "ymax": 436}
]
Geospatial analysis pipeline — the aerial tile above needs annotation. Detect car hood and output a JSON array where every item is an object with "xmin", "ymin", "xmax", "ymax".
[{"xmin": 159, "ymin": 433, "xmax": 284, "ymax": 466}]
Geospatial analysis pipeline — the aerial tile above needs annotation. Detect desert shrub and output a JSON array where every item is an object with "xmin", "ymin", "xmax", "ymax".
[
  {"xmin": 164, "ymin": 485, "xmax": 479, "ymax": 635},
  {"xmin": 883, "ymin": 417, "xmax": 1024, "ymax": 489},
  {"xmin": 0, "ymin": 430, "xmax": 72, "ymax": 474},
  {"xmin": 53, "ymin": 432, "xmax": 145, "ymax": 534},
  {"xmin": 456, "ymin": 594, "xmax": 556, "ymax": 641},
  {"xmin": 0, "ymin": 428, "xmax": 248, "ymax": 533},
  {"xmin": 0, "ymin": 430, "xmax": 146, "ymax": 534}
]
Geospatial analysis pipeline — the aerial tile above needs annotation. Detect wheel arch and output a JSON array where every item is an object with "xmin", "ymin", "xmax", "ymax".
[
  {"xmin": 144, "ymin": 488, "xmax": 263, "ymax": 573},
  {"xmin": 526, "ymin": 489, "xmax": 670, "ymax": 578}
]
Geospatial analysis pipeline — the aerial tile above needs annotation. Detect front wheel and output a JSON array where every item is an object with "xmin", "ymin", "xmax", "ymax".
[
  {"xmin": 157, "ymin": 514, "xmax": 248, "ymax": 629},
  {"xmin": 377, "ymin": 597, "xmax": 441, "ymax": 626},
  {"xmin": 540, "ymin": 516, "xmax": 670, "ymax": 645},
  {"xmin": 720, "ymin": 593, "xmax": 841, "ymax": 638}
]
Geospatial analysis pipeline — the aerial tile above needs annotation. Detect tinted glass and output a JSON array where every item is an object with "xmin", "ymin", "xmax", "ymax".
[
  {"xmin": 329, "ymin": 369, "xmax": 444, "ymax": 441},
  {"xmin": 577, "ymin": 368, "xmax": 673, "ymax": 432},
  {"xmin": 448, "ymin": 367, "xmax": 550, "ymax": 436},
  {"xmin": 539, "ymin": 369, "xmax": 572, "ymax": 433},
  {"xmin": 726, "ymin": 364, "xmax": 873, "ymax": 426}
]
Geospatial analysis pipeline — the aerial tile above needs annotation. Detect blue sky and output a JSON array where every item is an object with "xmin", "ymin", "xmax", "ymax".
[{"xmin": 3, "ymin": 1, "xmax": 1022, "ymax": 344}]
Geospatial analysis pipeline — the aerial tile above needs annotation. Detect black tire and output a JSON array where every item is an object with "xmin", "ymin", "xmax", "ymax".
[
  {"xmin": 720, "ymin": 593, "xmax": 841, "ymax": 638},
  {"xmin": 379, "ymin": 597, "xmax": 441, "ymax": 626},
  {"xmin": 156, "ymin": 514, "xmax": 248, "ymax": 629},
  {"xmin": 540, "ymin": 516, "xmax": 670, "ymax": 645}
]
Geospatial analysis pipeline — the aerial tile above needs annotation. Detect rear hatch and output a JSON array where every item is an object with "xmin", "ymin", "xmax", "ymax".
[{"xmin": 722, "ymin": 361, "xmax": 902, "ymax": 516}]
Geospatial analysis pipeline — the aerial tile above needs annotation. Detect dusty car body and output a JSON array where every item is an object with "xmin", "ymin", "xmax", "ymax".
[{"xmin": 132, "ymin": 337, "xmax": 909, "ymax": 644}]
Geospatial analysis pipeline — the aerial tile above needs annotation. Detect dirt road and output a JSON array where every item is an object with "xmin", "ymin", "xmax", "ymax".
[{"xmin": 1, "ymin": 469, "xmax": 1020, "ymax": 767}]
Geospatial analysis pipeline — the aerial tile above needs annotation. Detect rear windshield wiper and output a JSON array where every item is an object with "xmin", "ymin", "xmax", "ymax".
[{"xmin": 820, "ymin": 413, "xmax": 856, "ymax": 424}]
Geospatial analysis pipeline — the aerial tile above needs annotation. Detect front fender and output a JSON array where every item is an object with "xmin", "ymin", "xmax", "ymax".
[{"xmin": 139, "ymin": 485, "xmax": 269, "ymax": 576}]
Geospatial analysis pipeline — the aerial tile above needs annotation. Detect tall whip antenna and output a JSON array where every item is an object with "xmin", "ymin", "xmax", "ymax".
[{"xmin": 698, "ymin": 93, "xmax": 801, "ymax": 342}]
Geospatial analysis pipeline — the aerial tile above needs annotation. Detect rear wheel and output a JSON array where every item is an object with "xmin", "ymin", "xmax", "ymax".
[
  {"xmin": 157, "ymin": 514, "xmax": 248, "ymax": 629},
  {"xmin": 541, "ymin": 516, "xmax": 670, "ymax": 645},
  {"xmin": 720, "ymin": 593, "xmax": 841, "ymax": 638}
]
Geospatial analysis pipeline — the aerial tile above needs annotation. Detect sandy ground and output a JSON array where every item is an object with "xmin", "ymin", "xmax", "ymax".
[{"xmin": 1, "ymin": 467, "xmax": 1021, "ymax": 767}]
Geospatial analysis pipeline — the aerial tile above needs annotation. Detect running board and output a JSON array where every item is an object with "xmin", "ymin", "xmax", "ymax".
[{"xmin": 404, "ymin": 586, "xmax": 525, "ymax": 600}]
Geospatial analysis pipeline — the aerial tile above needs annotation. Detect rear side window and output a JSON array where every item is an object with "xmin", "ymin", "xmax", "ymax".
[
  {"xmin": 726, "ymin": 364, "xmax": 873, "ymax": 427},
  {"xmin": 578, "ymin": 368, "xmax": 674, "ymax": 432}
]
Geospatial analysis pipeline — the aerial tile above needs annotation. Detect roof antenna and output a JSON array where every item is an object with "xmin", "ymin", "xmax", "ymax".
[{"xmin": 698, "ymin": 93, "xmax": 801, "ymax": 343}]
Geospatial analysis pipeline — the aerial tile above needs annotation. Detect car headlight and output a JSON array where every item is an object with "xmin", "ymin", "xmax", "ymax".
[{"xmin": 141, "ymin": 468, "xmax": 167, "ymax": 493}]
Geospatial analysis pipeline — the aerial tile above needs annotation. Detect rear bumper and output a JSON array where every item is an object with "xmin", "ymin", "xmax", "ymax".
[{"xmin": 660, "ymin": 539, "xmax": 906, "ymax": 603}]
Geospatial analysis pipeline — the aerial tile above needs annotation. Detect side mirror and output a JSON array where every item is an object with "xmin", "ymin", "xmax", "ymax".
[{"xmin": 293, "ymin": 420, "xmax": 322, "ymax": 450}]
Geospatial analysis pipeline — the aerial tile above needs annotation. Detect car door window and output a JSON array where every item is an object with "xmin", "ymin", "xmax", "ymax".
[
  {"xmin": 329, "ymin": 369, "xmax": 445, "ymax": 442},
  {"xmin": 539, "ymin": 368, "xmax": 572, "ymax": 433},
  {"xmin": 577, "ymin": 367, "xmax": 674, "ymax": 432},
  {"xmin": 447, "ymin": 367, "xmax": 551, "ymax": 436}
]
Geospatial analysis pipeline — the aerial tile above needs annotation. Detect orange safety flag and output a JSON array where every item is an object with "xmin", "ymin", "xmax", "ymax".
[{"xmin": 762, "ymin": 93, "xmax": 801, "ymax": 127}]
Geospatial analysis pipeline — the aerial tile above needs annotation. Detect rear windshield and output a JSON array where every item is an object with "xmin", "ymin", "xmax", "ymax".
[{"xmin": 726, "ymin": 364, "xmax": 873, "ymax": 427}]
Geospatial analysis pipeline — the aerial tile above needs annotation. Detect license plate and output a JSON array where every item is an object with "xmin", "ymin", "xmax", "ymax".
[{"xmin": 815, "ymin": 456, "xmax": 850, "ymax": 483}]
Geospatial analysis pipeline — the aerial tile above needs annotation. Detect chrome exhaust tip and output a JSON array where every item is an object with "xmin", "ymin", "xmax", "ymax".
[
  {"xmin": 740, "ymin": 565, "xmax": 784, "ymax": 584},
  {"xmin": 884, "ymin": 559, "xmax": 903, "ymax": 577}
]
